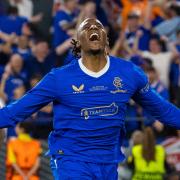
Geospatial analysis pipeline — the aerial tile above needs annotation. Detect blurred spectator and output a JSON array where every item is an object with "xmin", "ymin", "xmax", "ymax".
[
  {"xmin": 77, "ymin": 0, "xmax": 96, "ymax": 26},
  {"xmin": 21, "ymin": 22, "xmax": 40, "ymax": 48},
  {"xmin": 12, "ymin": 85, "xmax": 26, "ymax": 102},
  {"xmin": 175, "ymin": 30, "xmax": 180, "ymax": 52},
  {"xmin": 138, "ymin": 37, "xmax": 179, "ymax": 87},
  {"xmin": 0, "ymin": 71, "xmax": 9, "ymax": 105},
  {"xmin": 29, "ymin": 74, "xmax": 42, "ymax": 88},
  {"xmin": 146, "ymin": 66, "xmax": 169, "ymax": 100},
  {"xmin": 0, "ymin": 5, "xmax": 28, "ymax": 36},
  {"xmin": 4, "ymin": 54, "xmax": 28, "ymax": 101},
  {"xmin": 118, "ymin": 130, "xmax": 144, "ymax": 180},
  {"xmin": 0, "ymin": 41, "xmax": 12, "ymax": 66},
  {"xmin": 53, "ymin": 0, "xmax": 61, "ymax": 15},
  {"xmin": 12, "ymin": 35, "xmax": 31, "ymax": 61},
  {"xmin": 129, "ymin": 127, "xmax": 166, "ymax": 180},
  {"xmin": 0, "ymin": 1, "xmax": 8, "ymax": 15},
  {"xmin": 169, "ymin": 56, "xmax": 180, "ymax": 108},
  {"xmin": 162, "ymin": 130, "xmax": 180, "ymax": 180},
  {"xmin": 155, "ymin": 3, "xmax": 180, "ymax": 42},
  {"xmin": 2, "ymin": 54, "xmax": 27, "ymax": 102},
  {"xmin": 120, "ymin": 0, "xmax": 165, "ymax": 30},
  {"xmin": 124, "ymin": 12, "xmax": 151, "ymax": 51},
  {"xmin": 101, "ymin": 0, "xmax": 121, "ymax": 30},
  {"xmin": 53, "ymin": 0, "xmax": 78, "ymax": 66},
  {"xmin": 9, "ymin": 0, "xmax": 43, "ymax": 23},
  {"xmin": 7, "ymin": 85, "xmax": 26, "ymax": 138},
  {"xmin": 26, "ymin": 40, "xmax": 55, "ymax": 79},
  {"xmin": 6, "ymin": 122, "xmax": 41, "ymax": 180},
  {"xmin": 53, "ymin": 0, "xmax": 78, "ymax": 48},
  {"xmin": 131, "ymin": 130, "xmax": 143, "ymax": 146},
  {"xmin": 111, "ymin": 1, "xmax": 153, "ymax": 58},
  {"xmin": 9, "ymin": 0, "xmax": 33, "ymax": 19},
  {"xmin": 55, "ymin": 0, "xmax": 98, "ymax": 66}
]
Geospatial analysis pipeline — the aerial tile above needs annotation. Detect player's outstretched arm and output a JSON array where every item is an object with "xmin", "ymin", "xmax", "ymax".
[
  {"xmin": 0, "ymin": 69, "xmax": 57, "ymax": 128},
  {"xmin": 132, "ymin": 65, "xmax": 180, "ymax": 129},
  {"xmin": 134, "ymin": 88, "xmax": 180, "ymax": 129}
]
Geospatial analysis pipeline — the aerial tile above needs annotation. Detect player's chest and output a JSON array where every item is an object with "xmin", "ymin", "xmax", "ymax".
[{"xmin": 56, "ymin": 75, "xmax": 136, "ymax": 105}]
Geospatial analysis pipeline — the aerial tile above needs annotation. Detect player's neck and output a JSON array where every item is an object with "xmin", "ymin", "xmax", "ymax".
[{"xmin": 81, "ymin": 53, "xmax": 107, "ymax": 73}]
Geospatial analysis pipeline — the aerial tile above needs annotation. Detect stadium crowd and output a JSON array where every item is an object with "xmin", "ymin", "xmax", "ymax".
[{"xmin": 0, "ymin": 0, "xmax": 179, "ymax": 179}]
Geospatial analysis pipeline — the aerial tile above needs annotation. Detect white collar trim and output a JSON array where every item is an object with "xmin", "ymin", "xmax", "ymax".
[{"xmin": 78, "ymin": 56, "xmax": 110, "ymax": 78}]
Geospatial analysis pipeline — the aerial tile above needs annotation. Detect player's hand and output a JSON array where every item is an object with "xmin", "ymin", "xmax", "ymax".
[{"xmin": 153, "ymin": 120, "xmax": 164, "ymax": 132}]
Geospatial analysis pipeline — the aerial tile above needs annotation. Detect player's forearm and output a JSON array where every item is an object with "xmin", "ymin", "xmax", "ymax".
[
  {"xmin": 0, "ymin": 70, "xmax": 57, "ymax": 128},
  {"xmin": 134, "ymin": 89, "xmax": 180, "ymax": 129}
]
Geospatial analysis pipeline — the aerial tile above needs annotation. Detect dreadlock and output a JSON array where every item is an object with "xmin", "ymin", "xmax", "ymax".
[{"xmin": 71, "ymin": 39, "xmax": 81, "ymax": 58}]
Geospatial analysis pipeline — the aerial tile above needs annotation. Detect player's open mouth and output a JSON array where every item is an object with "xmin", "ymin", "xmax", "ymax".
[{"xmin": 89, "ymin": 33, "xmax": 100, "ymax": 41}]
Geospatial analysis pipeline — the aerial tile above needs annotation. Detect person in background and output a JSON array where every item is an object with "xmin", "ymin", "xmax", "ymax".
[
  {"xmin": 26, "ymin": 40, "xmax": 55, "ymax": 79},
  {"xmin": 53, "ymin": 0, "xmax": 78, "ymax": 66},
  {"xmin": 110, "ymin": 0, "xmax": 154, "ymax": 58},
  {"xmin": 12, "ymin": 35, "xmax": 31, "ymax": 61},
  {"xmin": 2, "ymin": 54, "xmax": 27, "ymax": 102},
  {"xmin": 146, "ymin": 66, "xmax": 169, "ymax": 100},
  {"xmin": 135, "ymin": 36, "xmax": 179, "ymax": 88},
  {"xmin": 9, "ymin": 0, "xmax": 43, "ymax": 23},
  {"xmin": 56, "ymin": 0, "xmax": 97, "ymax": 65},
  {"xmin": 53, "ymin": 0, "xmax": 78, "ymax": 48},
  {"xmin": 130, "ymin": 127, "xmax": 166, "ymax": 180},
  {"xmin": 0, "ymin": 36, "xmax": 14, "ymax": 66},
  {"xmin": 162, "ymin": 130, "xmax": 180, "ymax": 180},
  {"xmin": 175, "ymin": 30, "xmax": 180, "ymax": 52},
  {"xmin": 0, "ymin": 6, "xmax": 28, "ymax": 36},
  {"xmin": 155, "ymin": 3, "xmax": 180, "ymax": 42},
  {"xmin": 7, "ymin": 85, "xmax": 26, "ymax": 139},
  {"xmin": 6, "ymin": 122, "xmax": 41, "ymax": 180},
  {"xmin": 120, "ymin": 0, "xmax": 165, "ymax": 30},
  {"xmin": 77, "ymin": 0, "xmax": 96, "ymax": 27},
  {"xmin": 169, "ymin": 56, "xmax": 180, "ymax": 107},
  {"xmin": 118, "ymin": 130, "xmax": 144, "ymax": 180}
]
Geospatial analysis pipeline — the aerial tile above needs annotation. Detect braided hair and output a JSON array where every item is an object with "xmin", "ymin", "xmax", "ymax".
[
  {"xmin": 71, "ymin": 39, "xmax": 81, "ymax": 58},
  {"xmin": 71, "ymin": 38, "xmax": 109, "ymax": 58}
]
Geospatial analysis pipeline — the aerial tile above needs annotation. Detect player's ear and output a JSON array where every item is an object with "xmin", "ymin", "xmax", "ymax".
[
  {"xmin": 71, "ymin": 39, "xmax": 81, "ymax": 49},
  {"xmin": 76, "ymin": 40, "xmax": 81, "ymax": 49}
]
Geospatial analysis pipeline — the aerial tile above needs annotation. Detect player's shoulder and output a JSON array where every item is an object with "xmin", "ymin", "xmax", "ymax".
[
  {"xmin": 50, "ymin": 59, "xmax": 78, "ymax": 75},
  {"xmin": 109, "ymin": 55, "xmax": 135, "ymax": 70},
  {"xmin": 109, "ymin": 55, "xmax": 147, "ymax": 81}
]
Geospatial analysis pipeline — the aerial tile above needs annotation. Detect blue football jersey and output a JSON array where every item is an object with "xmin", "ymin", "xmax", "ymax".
[{"xmin": 0, "ymin": 56, "xmax": 179, "ymax": 163}]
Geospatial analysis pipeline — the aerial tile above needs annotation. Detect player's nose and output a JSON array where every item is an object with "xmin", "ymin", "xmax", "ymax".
[{"xmin": 89, "ymin": 24, "xmax": 98, "ymax": 30}]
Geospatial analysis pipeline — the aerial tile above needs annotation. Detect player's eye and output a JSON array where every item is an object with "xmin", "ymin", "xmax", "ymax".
[
  {"xmin": 83, "ymin": 24, "xmax": 90, "ymax": 30},
  {"xmin": 96, "ymin": 23, "xmax": 103, "ymax": 28}
]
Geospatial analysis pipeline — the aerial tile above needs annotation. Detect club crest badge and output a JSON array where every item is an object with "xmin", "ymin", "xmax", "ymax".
[{"xmin": 110, "ymin": 77, "xmax": 127, "ymax": 94}]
